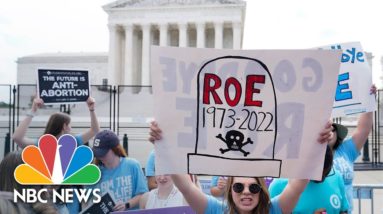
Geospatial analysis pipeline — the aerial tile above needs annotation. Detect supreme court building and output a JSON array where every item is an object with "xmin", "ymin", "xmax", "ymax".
[{"xmin": 17, "ymin": 0, "xmax": 246, "ymax": 87}]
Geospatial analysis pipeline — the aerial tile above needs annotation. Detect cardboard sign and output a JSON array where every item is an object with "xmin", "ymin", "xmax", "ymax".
[
  {"xmin": 113, "ymin": 206, "xmax": 196, "ymax": 214},
  {"xmin": 319, "ymin": 42, "xmax": 376, "ymax": 117},
  {"xmin": 37, "ymin": 69, "xmax": 90, "ymax": 104},
  {"xmin": 151, "ymin": 46, "xmax": 342, "ymax": 180},
  {"xmin": 81, "ymin": 193, "xmax": 116, "ymax": 214}
]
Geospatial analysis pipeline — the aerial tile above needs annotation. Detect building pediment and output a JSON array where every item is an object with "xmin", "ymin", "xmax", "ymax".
[{"xmin": 103, "ymin": 0, "xmax": 245, "ymax": 10}]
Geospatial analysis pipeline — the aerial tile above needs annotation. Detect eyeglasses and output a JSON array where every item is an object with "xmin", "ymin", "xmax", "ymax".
[{"xmin": 232, "ymin": 183, "xmax": 261, "ymax": 194}]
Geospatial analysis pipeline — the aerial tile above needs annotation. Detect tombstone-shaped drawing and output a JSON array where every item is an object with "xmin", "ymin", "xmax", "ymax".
[{"xmin": 188, "ymin": 56, "xmax": 282, "ymax": 177}]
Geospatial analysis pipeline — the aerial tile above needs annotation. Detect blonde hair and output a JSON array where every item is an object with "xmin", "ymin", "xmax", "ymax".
[{"xmin": 225, "ymin": 177, "xmax": 271, "ymax": 214}]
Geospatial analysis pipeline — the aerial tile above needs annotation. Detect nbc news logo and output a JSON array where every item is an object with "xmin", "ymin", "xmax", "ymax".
[{"xmin": 13, "ymin": 134, "xmax": 101, "ymax": 203}]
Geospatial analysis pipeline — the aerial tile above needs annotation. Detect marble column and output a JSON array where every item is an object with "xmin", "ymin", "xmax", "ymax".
[
  {"xmin": 141, "ymin": 23, "xmax": 151, "ymax": 86},
  {"xmin": 232, "ymin": 22, "xmax": 242, "ymax": 49},
  {"xmin": 159, "ymin": 23, "xmax": 168, "ymax": 46},
  {"xmin": 214, "ymin": 21, "xmax": 223, "ymax": 49},
  {"xmin": 123, "ymin": 24, "xmax": 134, "ymax": 85},
  {"xmin": 108, "ymin": 24, "xmax": 119, "ymax": 85},
  {"xmin": 196, "ymin": 22, "xmax": 205, "ymax": 48},
  {"xmin": 178, "ymin": 22, "xmax": 188, "ymax": 47}
]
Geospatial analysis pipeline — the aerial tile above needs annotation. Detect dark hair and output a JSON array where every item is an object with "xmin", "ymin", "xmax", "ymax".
[
  {"xmin": 313, "ymin": 145, "xmax": 333, "ymax": 183},
  {"xmin": 44, "ymin": 112, "xmax": 71, "ymax": 137},
  {"xmin": 0, "ymin": 151, "xmax": 24, "ymax": 192},
  {"xmin": 0, "ymin": 151, "xmax": 58, "ymax": 214},
  {"xmin": 94, "ymin": 144, "xmax": 127, "ymax": 166},
  {"xmin": 225, "ymin": 177, "xmax": 270, "ymax": 214},
  {"xmin": 332, "ymin": 125, "xmax": 344, "ymax": 150}
]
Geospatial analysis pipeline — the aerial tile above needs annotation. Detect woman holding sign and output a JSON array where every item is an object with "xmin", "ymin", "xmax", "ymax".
[
  {"xmin": 12, "ymin": 96, "xmax": 100, "ymax": 213},
  {"xmin": 12, "ymin": 96, "xmax": 100, "ymax": 148},
  {"xmin": 329, "ymin": 85, "xmax": 376, "ymax": 213},
  {"xmin": 149, "ymin": 121, "xmax": 333, "ymax": 214}
]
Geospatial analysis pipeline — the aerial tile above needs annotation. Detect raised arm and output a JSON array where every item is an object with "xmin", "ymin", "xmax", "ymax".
[
  {"xmin": 171, "ymin": 174, "xmax": 208, "ymax": 214},
  {"xmin": 80, "ymin": 97, "xmax": 101, "ymax": 143},
  {"xmin": 210, "ymin": 176, "xmax": 227, "ymax": 197},
  {"xmin": 279, "ymin": 120, "xmax": 333, "ymax": 213},
  {"xmin": 149, "ymin": 121, "xmax": 208, "ymax": 213},
  {"xmin": 278, "ymin": 179, "xmax": 309, "ymax": 213},
  {"xmin": 12, "ymin": 98, "xmax": 44, "ymax": 148},
  {"xmin": 352, "ymin": 85, "xmax": 376, "ymax": 151}
]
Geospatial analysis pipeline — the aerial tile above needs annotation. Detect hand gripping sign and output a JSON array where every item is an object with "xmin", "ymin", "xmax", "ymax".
[{"xmin": 188, "ymin": 56, "xmax": 281, "ymax": 177}]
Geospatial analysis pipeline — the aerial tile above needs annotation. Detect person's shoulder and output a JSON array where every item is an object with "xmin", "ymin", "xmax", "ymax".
[
  {"xmin": 270, "ymin": 194, "xmax": 283, "ymax": 214},
  {"xmin": 205, "ymin": 194, "xmax": 226, "ymax": 213},
  {"xmin": 339, "ymin": 137, "xmax": 356, "ymax": 150},
  {"xmin": 269, "ymin": 178, "xmax": 288, "ymax": 187},
  {"xmin": 123, "ymin": 157, "xmax": 143, "ymax": 167},
  {"xmin": 268, "ymin": 178, "xmax": 288, "ymax": 197}
]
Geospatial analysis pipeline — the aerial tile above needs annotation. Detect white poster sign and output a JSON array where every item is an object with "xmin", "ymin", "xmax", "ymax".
[
  {"xmin": 320, "ymin": 42, "xmax": 376, "ymax": 117},
  {"xmin": 151, "ymin": 46, "xmax": 341, "ymax": 180}
]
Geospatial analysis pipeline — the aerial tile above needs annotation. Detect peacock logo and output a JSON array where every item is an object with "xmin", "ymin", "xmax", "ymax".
[{"xmin": 15, "ymin": 134, "xmax": 101, "ymax": 185}]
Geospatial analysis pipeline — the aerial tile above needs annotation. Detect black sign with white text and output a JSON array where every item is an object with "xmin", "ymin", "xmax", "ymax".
[
  {"xmin": 81, "ymin": 193, "xmax": 115, "ymax": 214},
  {"xmin": 37, "ymin": 69, "xmax": 90, "ymax": 104}
]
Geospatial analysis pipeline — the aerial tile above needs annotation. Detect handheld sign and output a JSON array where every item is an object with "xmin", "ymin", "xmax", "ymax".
[
  {"xmin": 319, "ymin": 42, "xmax": 376, "ymax": 117},
  {"xmin": 151, "ymin": 46, "xmax": 341, "ymax": 180},
  {"xmin": 37, "ymin": 69, "xmax": 90, "ymax": 104},
  {"xmin": 81, "ymin": 192, "xmax": 115, "ymax": 214}
]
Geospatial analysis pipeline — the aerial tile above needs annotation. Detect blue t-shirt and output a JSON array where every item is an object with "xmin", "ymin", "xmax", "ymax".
[
  {"xmin": 210, "ymin": 176, "xmax": 219, "ymax": 187},
  {"xmin": 333, "ymin": 137, "xmax": 359, "ymax": 213},
  {"xmin": 89, "ymin": 157, "xmax": 148, "ymax": 210},
  {"xmin": 269, "ymin": 169, "xmax": 349, "ymax": 213},
  {"xmin": 204, "ymin": 194, "xmax": 282, "ymax": 214},
  {"xmin": 145, "ymin": 150, "xmax": 155, "ymax": 176}
]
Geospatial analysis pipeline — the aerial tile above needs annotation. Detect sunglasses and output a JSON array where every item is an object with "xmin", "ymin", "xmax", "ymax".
[{"xmin": 232, "ymin": 183, "xmax": 261, "ymax": 194}]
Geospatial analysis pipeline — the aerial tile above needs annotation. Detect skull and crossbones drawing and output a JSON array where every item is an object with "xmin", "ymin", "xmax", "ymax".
[{"xmin": 216, "ymin": 130, "xmax": 253, "ymax": 157}]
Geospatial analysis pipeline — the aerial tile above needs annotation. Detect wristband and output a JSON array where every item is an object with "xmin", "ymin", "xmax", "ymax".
[
  {"xmin": 125, "ymin": 202, "xmax": 130, "ymax": 209},
  {"xmin": 89, "ymin": 109, "xmax": 95, "ymax": 112},
  {"xmin": 26, "ymin": 111, "xmax": 36, "ymax": 118}
]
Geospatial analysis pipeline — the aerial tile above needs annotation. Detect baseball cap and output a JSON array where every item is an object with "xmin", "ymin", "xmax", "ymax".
[
  {"xmin": 92, "ymin": 130, "xmax": 119, "ymax": 158},
  {"xmin": 332, "ymin": 123, "xmax": 348, "ymax": 141}
]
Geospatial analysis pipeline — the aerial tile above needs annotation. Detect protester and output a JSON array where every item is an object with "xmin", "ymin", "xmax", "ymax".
[
  {"xmin": 90, "ymin": 130, "xmax": 148, "ymax": 211},
  {"xmin": 11, "ymin": 96, "xmax": 100, "ymax": 213},
  {"xmin": 12, "ymin": 96, "xmax": 100, "ymax": 148},
  {"xmin": 269, "ymin": 145, "xmax": 349, "ymax": 213},
  {"xmin": 139, "ymin": 174, "xmax": 187, "ymax": 209},
  {"xmin": 330, "ymin": 84, "xmax": 376, "ymax": 213},
  {"xmin": 0, "ymin": 151, "xmax": 58, "ymax": 214},
  {"xmin": 210, "ymin": 176, "xmax": 227, "ymax": 198},
  {"xmin": 149, "ymin": 121, "xmax": 333, "ymax": 214}
]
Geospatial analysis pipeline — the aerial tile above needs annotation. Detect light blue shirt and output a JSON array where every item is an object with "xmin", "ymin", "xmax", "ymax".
[
  {"xmin": 333, "ymin": 137, "xmax": 359, "ymax": 213},
  {"xmin": 145, "ymin": 150, "xmax": 155, "ymax": 176},
  {"xmin": 204, "ymin": 194, "xmax": 282, "ymax": 214},
  {"xmin": 210, "ymin": 176, "xmax": 219, "ymax": 187},
  {"xmin": 269, "ymin": 169, "xmax": 349, "ymax": 213},
  {"xmin": 89, "ymin": 157, "xmax": 148, "ymax": 210}
]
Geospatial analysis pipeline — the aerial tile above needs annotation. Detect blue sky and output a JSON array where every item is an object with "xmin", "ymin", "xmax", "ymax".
[{"xmin": 0, "ymin": 0, "xmax": 382, "ymax": 90}]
